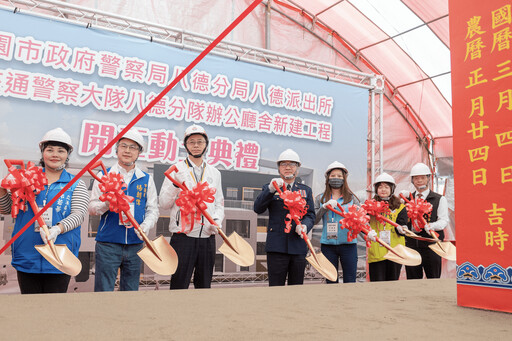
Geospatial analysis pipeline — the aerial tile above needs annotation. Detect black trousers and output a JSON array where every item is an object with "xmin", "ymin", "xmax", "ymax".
[
  {"xmin": 405, "ymin": 247, "xmax": 442, "ymax": 279},
  {"xmin": 266, "ymin": 252, "xmax": 306, "ymax": 286},
  {"xmin": 17, "ymin": 271, "xmax": 71, "ymax": 294},
  {"xmin": 170, "ymin": 233, "xmax": 216, "ymax": 289},
  {"xmin": 368, "ymin": 260, "xmax": 402, "ymax": 282}
]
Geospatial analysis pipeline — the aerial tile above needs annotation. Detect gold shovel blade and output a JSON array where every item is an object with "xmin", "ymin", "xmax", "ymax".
[
  {"xmin": 218, "ymin": 232, "xmax": 255, "ymax": 267},
  {"xmin": 306, "ymin": 252, "xmax": 338, "ymax": 282},
  {"xmin": 383, "ymin": 244, "xmax": 422, "ymax": 266},
  {"xmin": 137, "ymin": 235, "xmax": 178, "ymax": 276},
  {"xmin": 429, "ymin": 241, "xmax": 456, "ymax": 261},
  {"xmin": 35, "ymin": 244, "xmax": 82, "ymax": 276}
]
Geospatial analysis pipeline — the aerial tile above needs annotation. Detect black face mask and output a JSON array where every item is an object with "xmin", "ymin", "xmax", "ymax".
[{"xmin": 328, "ymin": 178, "xmax": 344, "ymax": 188}]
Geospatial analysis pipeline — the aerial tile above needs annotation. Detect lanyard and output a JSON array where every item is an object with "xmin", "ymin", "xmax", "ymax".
[
  {"xmin": 185, "ymin": 159, "xmax": 205, "ymax": 184},
  {"xmin": 329, "ymin": 195, "xmax": 337, "ymax": 223}
]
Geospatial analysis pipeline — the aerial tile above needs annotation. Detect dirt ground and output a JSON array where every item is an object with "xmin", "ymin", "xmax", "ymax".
[{"xmin": 1, "ymin": 278, "xmax": 510, "ymax": 340}]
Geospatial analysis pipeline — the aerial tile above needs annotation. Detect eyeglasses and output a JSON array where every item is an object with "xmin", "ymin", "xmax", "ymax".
[
  {"xmin": 186, "ymin": 140, "xmax": 206, "ymax": 146},
  {"xmin": 118, "ymin": 143, "xmax": 139, "ymax": 151},
  {"xmin": 279, "ymin": 162, "xmax": 298, "ymax": 168}
]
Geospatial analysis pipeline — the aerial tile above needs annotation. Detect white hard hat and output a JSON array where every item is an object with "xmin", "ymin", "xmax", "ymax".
[
  {"xmin": 325, "ymin": 161, "xmax": 347, "ymax": 177},
  {"xmin": 120, "ymin": 129, "xmax": 145, "ymax": 152},
  {"xmin": 39, "ymin": 127, "xmax": 73, "ymax": 152},
  {"xmin": 410, "ymin": 162, "xmax": 431, "ymax": 177},
  {"xmin": 184, "ymin": 124, "xmax": 208, "ymax": 141},
  {"xmin": 374, "ymin": 172, "xmax": 395, "ymax": 186},
  {"xmin": 277, "ymin": 149, "xmax": 301, "ymax": 166}
]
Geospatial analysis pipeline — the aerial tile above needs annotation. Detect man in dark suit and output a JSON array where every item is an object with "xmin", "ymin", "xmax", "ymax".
[
  {"xmin": 254, "ymin": 149, "xmax": 315, "ymax": 286},
  {"xmin": 403, "ymin": 162, "xmax": 449, "ymax": 279}
]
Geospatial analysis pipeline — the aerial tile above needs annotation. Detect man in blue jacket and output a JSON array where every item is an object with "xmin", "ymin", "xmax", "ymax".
[
  {"xmin": 253, "ymin": 149, "xmax": 315, "ymax": 286},
  {"xmin": 89, "ymin": 129, "xmax": 159, "ymax": 291}
]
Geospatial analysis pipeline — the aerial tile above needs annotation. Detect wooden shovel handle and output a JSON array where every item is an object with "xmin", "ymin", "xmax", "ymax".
[
  {"xmin": 164, "ymin": 166, "xmax": 237, "ymax": 253},
  {"xmin": 26, "ymin": 197, "xmax": 62, "ymax": 263},
  {"xmin": 86, "ymin": 160, "xmax": 108, "ymax": 182},
  {"xmin": 197, "ymin": 204, "xmax": 239, "ymax": 254},
  {"xmin": 4, "ymin": 159, "xmax": 25, "ymax": 170},
  {"xmin": 122, "ymin": 209, "xmax": 162, "ymax": 261},
  {"xmin": 326, "ymin": 205, "xmax": 404, "ymax": 259},
  {"xmin": 271, "ymin": 180, "xmax": 286, "ymax": 195},
  {"xmin": 164, "ymin": 165, "xmax": 187, "ymax": 191},
  {"xmin": 325, "ymin": 204, "xmax": 345, "ymax": 218},
  {"xmin": 271, "ymin": 181, "xmax": 317, "ymax": 260}
]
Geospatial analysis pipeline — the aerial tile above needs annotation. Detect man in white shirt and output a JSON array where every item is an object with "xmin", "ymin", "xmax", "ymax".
[
  {"xmin": 89, "ymin": 129, "xmax": 159, "ymax": 291},
  {"xmin": 403, "ymin": 162, "xmax": 449, "ymax": 279},
  {"xmin": 159, "ymin": 125, "xmax": 224, "ymax": 289}
]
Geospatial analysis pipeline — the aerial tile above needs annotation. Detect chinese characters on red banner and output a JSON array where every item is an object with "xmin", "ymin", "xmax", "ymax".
[{"xmin": 462, "ymin": 4, "xmax": 511, "ymax": 252}]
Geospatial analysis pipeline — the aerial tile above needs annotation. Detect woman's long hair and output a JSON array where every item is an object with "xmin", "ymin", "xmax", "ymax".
[
  {"xmin": 320, "ymin": 168, "xmax": 356, "ymax": 205},
  {"xmin": 373, "ymin": 182, "xmax": 400, "ymax": 210},
  {"xmin": 373, "ymin": 194, "xmax": 401, "ymax": 210}
]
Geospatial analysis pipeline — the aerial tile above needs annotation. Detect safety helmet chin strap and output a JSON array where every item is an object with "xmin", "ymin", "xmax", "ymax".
[
  {"xmin": 184, "ymin": 134, "xmax": 208, "ymax": 158},
  {"xmin": 280, "ymin": 167, "xmax": 298, "ymax": 180},
  {"xmin": 188, "ymin": 150, "xmax": 206, "ymax": 158},
  {"xmin": 121, "ymin": 160, "xmax": 136, "ymax": 167},
  {"xmin": 46, "ymin": 164, "xmax": 66, "ymax": 171},
  {"xmin": 283, "ymin": 174, "xmax": 295, "ymax": 180},
  {"xmin": 411, "ymin": 174, "xmax": 430, "ymax": 189}
]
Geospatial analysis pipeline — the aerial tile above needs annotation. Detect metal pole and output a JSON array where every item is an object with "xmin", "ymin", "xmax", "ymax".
[{"xmin": 265, "ymin": 0, "xmax": 271, "ymax": 50}]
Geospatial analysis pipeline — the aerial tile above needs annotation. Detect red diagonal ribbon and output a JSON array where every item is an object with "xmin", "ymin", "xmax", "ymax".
[{"xmin": 0, "ymin": 0, "xmax": 264, "ymax": 255}]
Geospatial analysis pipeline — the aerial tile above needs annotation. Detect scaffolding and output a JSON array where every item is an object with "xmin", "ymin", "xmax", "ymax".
[{"xmin": 0, "ymin": 0, "xmax": 384, "ymax": 285}]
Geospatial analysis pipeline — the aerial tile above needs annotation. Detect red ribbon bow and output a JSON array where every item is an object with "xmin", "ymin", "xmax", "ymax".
[
  {"xmin": 1, "ymin": 162, "xmax": 47, "ymax": 218},
  {"xmin": 362, "ymin": 199, "xmax": 390, "ymax": 217},
  {"xmin": 98, "ymin": 172, "xmax": 134, "ymax": 226},
  {"xmin": 175, "ymin": 182, "xmax": 216, "ymax": 234},
  {"xmin": 405, "ymin": 198, "xmax": 432, "ymax": 232},
  {"xmin": 279, "ymin": 188, "xmax": 308, "ymax": 233},
  {"xmin": 339, "ymin": 205, "xmax": 371, "ymax": 246}
]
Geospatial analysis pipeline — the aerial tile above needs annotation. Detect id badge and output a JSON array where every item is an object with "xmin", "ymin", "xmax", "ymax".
[
  {"xmin": 379, "ymin": 230, "xmax": 391, "ymax": 245},
  {"xmin": 34, "ymin": 206, "xmax": 53, "ymax": 232},
  {"xmin": 326, "ymin": 222, "xmax": 338, "ymax": 240},
  {"xmin": 119, "ymin": 203, "xmax": 135, "ymax": 226}
]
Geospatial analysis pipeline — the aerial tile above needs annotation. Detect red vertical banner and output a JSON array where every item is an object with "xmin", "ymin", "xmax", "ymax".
[{"xmin": 450, "ymin": 0, "xmax": 512, "ymax": 312}]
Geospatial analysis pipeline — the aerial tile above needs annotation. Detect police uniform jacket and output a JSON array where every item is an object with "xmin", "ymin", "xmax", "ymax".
[{"xmin": 254, "ymin": 181, "xmax": 315, "ymax": 255}]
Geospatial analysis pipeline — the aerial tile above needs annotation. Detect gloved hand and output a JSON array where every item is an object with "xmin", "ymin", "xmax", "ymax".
[
  {"xmin": 367, "ymin": 229, "xmax": 377, "ymax": 242},
  {"xmin": 40, "ymin": 225, "xmax": 61, "ymax": 244},
  {"xmin": 134, "ymin": 224, "xmax": 151, "ymax": 240},
  {"xmin": 424, "ymin": 223, "xmax": 434, "ymax": 234},
  {"xmin": 208, "ymin": 221, "xmax": 220, "ymax": 235},
  {"xmin": 102, "ymin": 200, "xmax": 111, "ymax": 211},
  {"xmin": 171, "ymin": 170, "xmax": 188, "ymax": 188},
  {"xmin": 396, "ymin": 225, "xmax": 406, "ymax": 234},
  {"xmin": 322, "ymin": 199, "xmax": 338, "ymax": 209},
  {"xmin": 268, "ymin": 178, "xmax": 284, "ymax": 193},
  {"xmin": 295, "ymin": 224, "xmax": 307, "ymax": 238},
  {"xmin": 399, "ymin": 190, "xmax": 411, "ymax": 203}
]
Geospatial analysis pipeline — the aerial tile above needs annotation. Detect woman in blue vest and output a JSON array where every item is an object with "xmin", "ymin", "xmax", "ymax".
[
  {"xmin": 0, "ymin": 128, "xmax": 89, "ymax": 294},
  {"xmin": 314, "ymin": 161, "xmax": 360, "ymax": 283}
]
